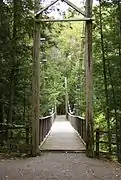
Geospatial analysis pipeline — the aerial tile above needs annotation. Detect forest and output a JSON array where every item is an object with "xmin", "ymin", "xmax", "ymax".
[{"xmin": 0, "ymin": 0, "xmax": 121, "ymax": 162}]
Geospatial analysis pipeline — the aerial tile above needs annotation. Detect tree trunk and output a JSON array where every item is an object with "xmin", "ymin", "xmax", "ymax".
[
  {"xmin": 117, "ymin": 1, "xmax": 121, "ymax": 163},
  {"xmin": 8, "ymin": 78, "xmax": 14, "ymax": 124},
  {"xmin": 99, "ymin": 1, "xmax": 111, "ymax": 153},
  {"xmin": 7, "ymin": 0, "xmax": 18, "ymax": 124},
  {"xmin": 23, "ymin": 82, "xmax": 26, "ymax": 122},
  {"xmin": 0, "ymin": 100, "xmax": 4, "ymax": 123},
  {"xmin": 31, "ymin": 0, "xmax": 41, "ymax": 156},
  {"xmin": 107, "ymin": 59, "xmax": 119, "ymax": 160},
  {"xmin": 117, "ymin": 2, "xmax": 121, "ymax": 56},
  {"xmin": 85, "ymin": 0, "xmax": 94, "ymax": 157}
]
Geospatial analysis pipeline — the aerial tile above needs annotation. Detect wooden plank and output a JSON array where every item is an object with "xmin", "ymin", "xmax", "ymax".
[
  {"xmin": 40, "ymin": 116, "xmax": 85, "ymax": 151},
  {"xmin": 35, "ymin": 18, "xmax": 93, "ymax": 23}
]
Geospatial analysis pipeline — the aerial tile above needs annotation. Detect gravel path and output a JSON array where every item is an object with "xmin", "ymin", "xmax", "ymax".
[{"xmin": 0, "ymin": 152, "xmax": 121, "ymax": 180}]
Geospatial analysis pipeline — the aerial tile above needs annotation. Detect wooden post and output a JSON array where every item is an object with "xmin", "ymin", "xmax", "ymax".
[
  {"xmin": 96, "ymin": 129, "xmax": 100, "ymax": 157},
  {"xmin": 31, "ymin": 0, "xmax": 40, "ymax": 156},
  {"xmin": 26, "ymin": 127, "xmax": 29, "ymax": 145},
  {"xmin": 85, "ymin": 0, "xmax": 94, "ymax": 157},
  {"xmin": 65, "ymin": 77, "xmax": 68, "ymax": 116}
]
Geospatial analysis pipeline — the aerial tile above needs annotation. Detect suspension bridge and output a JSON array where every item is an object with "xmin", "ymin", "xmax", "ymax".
[
  {"xmin": 32, "ymin": 0, "xmax": 93, "ymax": 157},
  {"xmin": 39, "ymin": 115, "xmax": 85, "ymax": 152},
  {"xmin": 0, "ymin": 0, "xmax": 121, "ymax": 180},
  {"xmin": 1, "ymin": 1, "xmax": 121, "ymax": 179},
  {"xmin": 0, "ymin": 0, "xmax": 118, "ymax": 160}
]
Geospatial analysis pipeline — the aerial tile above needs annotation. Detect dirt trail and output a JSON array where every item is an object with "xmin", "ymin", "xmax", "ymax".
[{"xmin": 0, "ymin": 153, "xmax": 121, "ymax": 180}]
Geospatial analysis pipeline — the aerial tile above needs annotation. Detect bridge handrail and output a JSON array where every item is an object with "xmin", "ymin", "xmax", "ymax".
[
  {"xmin": 39, "ymin": 112, "xmax": 56, "ymax": 121},
  {"xmin": 67, "ymin": 112, "xmax": 86, "ymax": 143},
  {"xmin": 67, "ymin": 112, "xmax": 85, "ymax": 120},
  {"xmin": 39, "ymin": 112, "xmax": 56, "ymax": 144}
]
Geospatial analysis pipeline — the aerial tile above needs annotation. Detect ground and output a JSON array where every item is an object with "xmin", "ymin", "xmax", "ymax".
[{"xmin": 0, "ymin": 152, "xmax": 121, "ymax": 180}]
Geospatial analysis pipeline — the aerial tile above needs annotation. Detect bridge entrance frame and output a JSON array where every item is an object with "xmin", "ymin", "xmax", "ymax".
[{"xmin": 32, "ymin": 0, "xmax": 93, "ymax": 157}]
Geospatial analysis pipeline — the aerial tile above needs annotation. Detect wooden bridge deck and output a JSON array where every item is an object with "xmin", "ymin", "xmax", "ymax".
[{"xmin": 40, "ymin": 115, "xmax": 85, "ymax": 152}]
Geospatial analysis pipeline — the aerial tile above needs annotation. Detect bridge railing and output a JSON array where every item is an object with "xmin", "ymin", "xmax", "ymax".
[
  {"xmin": 0, "ymin": 111, "xmax": 56, "ymax": 154},
  {"xmin": 39, "ymin": 112, "xmax": 56, "ymax": 144},
  {"xmin": 0, "ymin": 124, "xmax": 31, "ymax": 154},
  {"xmin": 67, "ymin": 112, "xmax": 86, "ymax": 143},
  {"xmin": 94, "ymin": 128, "xmax": 121, "ymax": 163}
]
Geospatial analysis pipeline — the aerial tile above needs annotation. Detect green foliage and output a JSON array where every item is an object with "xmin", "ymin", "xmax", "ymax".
[{"xmin": 1, "ymin": 0, "xmax": 121, "ymax": 158}]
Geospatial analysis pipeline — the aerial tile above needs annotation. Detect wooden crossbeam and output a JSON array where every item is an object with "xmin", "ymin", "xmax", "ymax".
[
  {"xmin": 35, "ymin": 0, "xmax": 59, "ymax": 17},
  {"xmin": 35, "ymin": 0, "xmax": 86, "ymax": 17},
  {"xmin": 35, "ymin": 18, "xmax": 93, "ymax": 23},
  {"xmin": 62, "ymin": 0, "xmax": 86, "ymax": 17}
]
